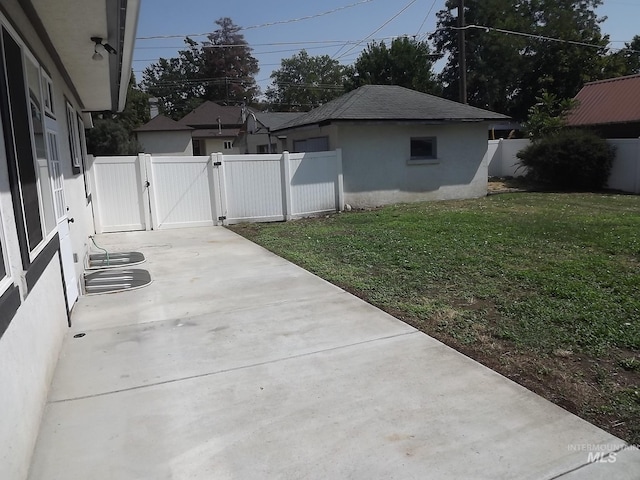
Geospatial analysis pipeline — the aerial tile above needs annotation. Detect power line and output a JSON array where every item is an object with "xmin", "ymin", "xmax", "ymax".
[
  {"xmin": 333, "ymin": 0, "xmax": 419, "ymax": 60},
  {"xmin": 416, "ymin": 0, "xmax": 439, "ymax": 36},
  {"xmin": 136, "ymin": 0, "xmax": 374, "ymax": 40},
  {"xmin": 452, "ymin": 24, "xmax": 639, "ymax": 53}
]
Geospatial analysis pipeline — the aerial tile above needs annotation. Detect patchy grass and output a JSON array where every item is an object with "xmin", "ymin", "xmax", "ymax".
[{"xmin": 229, "ymin": 192, "xmax": 640, "ymax": 444}]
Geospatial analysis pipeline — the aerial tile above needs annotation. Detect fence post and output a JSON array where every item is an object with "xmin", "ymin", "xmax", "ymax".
[
  {"xmin": 207, "ymin": 153, "xmax": 220, "ymax": 226},
  {"xmin": 336, "ymin": 148, "xmax": 344, "ymax": 211},
  {"xmin": 140, "ymin": 153, "xmax": 153, "ymax": 231},
  {"xmin": 214, "ymin": 152, "xmax": 229, "ymax": 225},
  {"xmin": 281, "ymin": 151, "xmax": 293, "ymax": 220},
  {"xmin": 87, "ymin": 155, "xmax": 102, "ymax": 234}
]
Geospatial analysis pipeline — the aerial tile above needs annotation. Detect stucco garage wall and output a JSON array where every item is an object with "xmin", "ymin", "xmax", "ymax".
[
  {"xmin": 0, "ymin": 258, "xmax": 68, "ymax": 480},
  {"xmin": 337, "ymin": 123, "xmax": 489, "ymax": 208},
  {"xmin": 138, "ymin": 131, "xmax": 193, "ymax": 156}
]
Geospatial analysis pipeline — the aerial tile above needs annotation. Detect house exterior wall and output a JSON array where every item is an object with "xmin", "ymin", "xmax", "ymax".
[
  {"xmin": 0, "ymin": 2, "xmax": 95, "ymax": 477},
  {"xmin": 0, "ymin": 259, "xmax": 67, "ymax": 480},
  {"xmin": 284, "ymin": 123, "xmax": 489, "ymax": 208},
  {"xmin": 203, "ymin": 137, "xmax": 240, "ymax": 155},
  {"xmin": 138, "ymin": 131, "xmax": 193, "ymax": 156}
]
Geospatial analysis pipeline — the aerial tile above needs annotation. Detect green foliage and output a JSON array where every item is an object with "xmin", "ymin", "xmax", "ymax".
[
  {"xmin": 265, "ymin": 50, "xmax": 347, "ymax": 111},
  {"xmin": 517, "ymin": 129, "xmax": 615, "ymax": 190},
  {"xmin": 346, "ymin": 36, "xmax": 441, "ymax": 94},
  {"xmin": 141, "ymin": 18, "xmax": 259, "ymax": 119},
  {"xmin": 604, "ymin": 35, "xmax": 640, "ymax": 77},
  {"xmin": 431, "ymin": 0, "xmax": 610, "ymax": 119},
  {"xmin": 86, "ymin": 118, "xmax": 141, "ymax": 156},
  {"xmin": 86, "ymin": 74, "xmax": 148, "ymax": 156},
  {"xmin": 523, "ymin": 91, "xmax": 577, "ymax": 140}
]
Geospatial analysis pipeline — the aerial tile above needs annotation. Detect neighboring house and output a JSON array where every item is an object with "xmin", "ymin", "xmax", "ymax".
[
  {"xmin": 272, "ymin": 85, "xmax": 509, "ymax": 208},
  {"xmin": 0, "ymin": 1, "xmax": 139, "ymax": 479},
  {"xmin": 136, "ymin": 101, "xmax": 246, "ymax": 155},
  {"xmin": 135, "ymin": 115, "xmax": 193, "ymax": 156},
  {"xmin": 567, "ymin": 74, "xmax": 640, "ymax": 138},
  {"xmin": 235, "ymin": 112, "xmax": 304, "ymax": 154}
]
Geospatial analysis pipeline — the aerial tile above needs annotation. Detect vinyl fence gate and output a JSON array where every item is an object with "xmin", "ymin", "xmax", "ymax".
[{"xmin": 89, "ymin": 151, "xmax": 344, "ymax": 233}]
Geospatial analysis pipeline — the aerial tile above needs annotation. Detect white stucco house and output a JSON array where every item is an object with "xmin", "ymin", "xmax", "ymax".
[
  {"xmin": 272, "ymin": 85, "xmax": 510, "ymax": 208},
  {"xmin": 135, "ymin": 101, "xmax": 247, "ymax": 155},
  {"xmin": 135, "ymin": 115, "xmax": 194, "ymax": 156},
  {"xmin": 0, "ymin": 1, "xmax": 139, "ymax": 478}
]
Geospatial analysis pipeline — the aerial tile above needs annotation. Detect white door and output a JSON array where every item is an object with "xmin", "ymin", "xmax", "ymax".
[{"xmin": 46, "ymin": 130, "xmax": 78, "ymax": 310}]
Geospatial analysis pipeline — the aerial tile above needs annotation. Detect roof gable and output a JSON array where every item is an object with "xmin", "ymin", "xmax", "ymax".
[
  {"xmin": 273, "ymin": 85, "xmax": 509, "ymax": 131},
  {"xmin": 567, "ymin": 74, "xmax": 640, "ymax": 126},
  {"xmin": 179, "ymin": 101, "xmax": 244, "ymax": 127},
  {"xmin": 134, "ymin": 115, "xmax": 193, "ymax": 132}
]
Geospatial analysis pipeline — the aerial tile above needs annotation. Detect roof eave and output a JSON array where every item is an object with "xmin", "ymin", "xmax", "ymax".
[{"xmin": 273, "ymin": 117, "xmax": 507, "ymax": 133}]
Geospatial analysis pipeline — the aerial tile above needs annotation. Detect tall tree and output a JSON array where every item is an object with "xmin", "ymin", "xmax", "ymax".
[
  {"xmin": 346, "ymin": 36, "xmax": 441, "ymax": 94},
  {"xmin": 431, "ymin": 0, "xmax": 529, "ymax": 114},
  {"xmin": 431, "ymin": 0, "xmax": 609, "ymax": 119},
  {"xmin": 141, "ymin": 38, "xmax": 206, "ymax": 119},
  {"xmin": 266, "ymin": 50, "xmax": 347, "ymax": 111},
  {"xmin": 201, "ymin": 17, "xmax": 260, "ymax": 105},
  {"xmin": 141, "ymin": 18, "xmax": 259, "ymax": 119}
]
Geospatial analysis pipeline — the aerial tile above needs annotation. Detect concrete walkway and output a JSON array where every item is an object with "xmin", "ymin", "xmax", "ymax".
[{"xmin": 28, "ymin": 227, "xmax": 640, "ymax": 479}]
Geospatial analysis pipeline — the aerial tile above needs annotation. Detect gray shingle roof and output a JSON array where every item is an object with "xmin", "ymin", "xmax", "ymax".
[
  {"xmin": 273, "ymin": 85, "xmax": 509, "ymax": 131},
  {"xmin": 179, "ymin": 101, "xmax": 244, "ymax": 127},
  {"xmin": 134, "ymin": 115, "xmax": 193, "ymax": 132},
  {"xmin": 255, "ymin": 112, "xmax": 305, "ymax": 130}
]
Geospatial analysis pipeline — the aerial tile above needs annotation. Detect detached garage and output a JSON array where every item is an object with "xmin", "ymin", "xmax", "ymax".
[{"xmin": 273, "ymin": 85, "xmax": 509, "ymax": 208}]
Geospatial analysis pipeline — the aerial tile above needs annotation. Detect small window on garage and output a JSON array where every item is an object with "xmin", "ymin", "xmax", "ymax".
[
  {"xmin": 223, "ymin": 140, "xmax": 233, "ymax": 150},
  {"xmin": 410, "ymin": 137, "xmax": 437, "ymax": 161}
]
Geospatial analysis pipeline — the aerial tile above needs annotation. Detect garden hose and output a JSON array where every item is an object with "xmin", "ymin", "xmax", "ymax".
[{"xmin": 90, "ymin": 235, "xmax": 110, "ymax": 266}]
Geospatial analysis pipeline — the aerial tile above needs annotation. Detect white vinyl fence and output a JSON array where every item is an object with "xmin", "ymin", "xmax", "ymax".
[
  {"xmin": 90, "ymin": 150, "xmax": 343, "ymax": 233},
  {"xmin": 487, "ymin": 138, "xmax": 640, "ymax": 194}
]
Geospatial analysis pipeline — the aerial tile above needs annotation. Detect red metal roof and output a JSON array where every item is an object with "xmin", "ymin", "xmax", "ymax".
[{"xmin": 566, "ymin": 74, "xmax": 640, "ymax": 126}]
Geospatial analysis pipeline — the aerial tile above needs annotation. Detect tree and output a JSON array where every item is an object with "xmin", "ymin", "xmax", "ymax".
[
  {"xmin": 604, "ymin": 35, "xmax": 640, "ymax": 77},
  {"xmin": 201, "ymin": 17, "xmax": 260, "ymax": 105},
  {"xmin": 346, "ymin": 36, "xmax": 441, "ymax": 94},
  {"xmin": 86, "ymin": 74, "xmax": 149, "ymax": 155},
  {"xmin": 431, "ymin": 0, "xmax": 609, "ymax": 119},
  {"xmin": 141, "ymin": 38, "xmax": 207, "ymax": 119},
  {"xmin": 522, "ymin": 91, "xmax": 577, "ymax": 140},
  {"xmin": 141, "ymin": 18, "xmax": 259, "ymax": 119},
  {"xmin": 265, "ymin": 50, "xmax": 347, "ymax": 111},
  {"xmin": 431, "ymin": 0, "xmax": 529, "ymax": 113}
]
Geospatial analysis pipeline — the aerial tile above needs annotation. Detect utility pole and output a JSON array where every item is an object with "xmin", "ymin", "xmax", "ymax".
[{"xmin": 457, "ymin": 0, "xmax": 467, "ymax": 104}]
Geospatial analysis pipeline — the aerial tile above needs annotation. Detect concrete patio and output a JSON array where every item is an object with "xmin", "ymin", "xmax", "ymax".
[{"xmin": 28, "ymin": 227, "xmax": 640, "ymax": 479}]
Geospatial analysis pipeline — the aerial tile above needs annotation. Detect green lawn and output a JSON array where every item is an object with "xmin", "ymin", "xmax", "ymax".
[{"xmin": 229, "ymin": 192, "xmax": 640, "ymax": 444}]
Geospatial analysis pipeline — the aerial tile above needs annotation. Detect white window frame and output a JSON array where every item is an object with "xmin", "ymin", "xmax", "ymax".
[
  {"xmin": 41, "ymin": 71, "xmax": 55, "ymax": 118},
  {"xmin": 77, "ymin": 114, "xmax": 91, "ymax": 199},
  {"xmin": 0, "ymin": 117, "xmax": 13, "ymax": 295},
  {"xmin": 223, "ymin": 140, "xmax": 233, "ymax": 150},
  {"xmin": 23, "ymin": 48, "xmax": 58, "ymax": 259},
  {"xmin": 66, "ymin": 101, "xmax": 82, "ymax": 169}
]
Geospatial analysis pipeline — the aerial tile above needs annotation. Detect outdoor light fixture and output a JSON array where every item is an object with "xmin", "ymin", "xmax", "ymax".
[{"xmin": 91, "ymin": 37, "xmax": 117, "ymax": 61}]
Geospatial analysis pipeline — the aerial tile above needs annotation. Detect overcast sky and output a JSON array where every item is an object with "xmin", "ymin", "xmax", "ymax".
[{"xmin": 132, "ymin": 0, "xmax": 640, "ymax": 92}]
